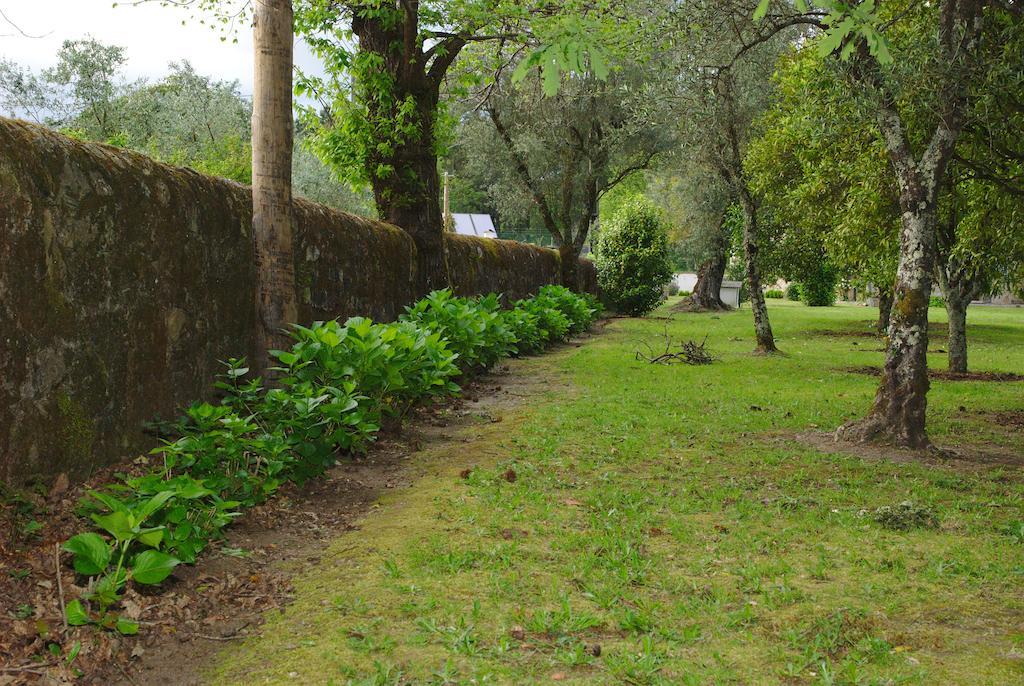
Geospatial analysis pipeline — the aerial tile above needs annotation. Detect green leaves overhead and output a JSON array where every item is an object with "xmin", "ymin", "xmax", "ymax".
[
  {"xmin": 752, "ymin": 0, "xmax": 892, "ymax": 64},
  {"xmin": 511, "ymin": 41, "xmax": 612, "ymax": 96}
]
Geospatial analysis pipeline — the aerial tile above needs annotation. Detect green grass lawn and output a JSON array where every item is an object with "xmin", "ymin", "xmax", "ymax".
[{"xmin": 208, "ymin": 300, "xmax": 1024, "ymax": 685}]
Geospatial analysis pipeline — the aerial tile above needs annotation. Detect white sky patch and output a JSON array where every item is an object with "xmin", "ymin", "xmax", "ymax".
[{"xmin": 0, "ymin": 0, "xmax": 326, "ymax": 99}]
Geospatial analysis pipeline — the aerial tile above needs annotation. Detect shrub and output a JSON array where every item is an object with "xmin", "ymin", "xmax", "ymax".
[
  {"xmin": 871, "ymin": 501, "xmax": 939, "ymax": 531},
  {"xmin": 514, "ymin": 297, "xmax": 572, "ymax": 344},
  {"xmin": 785, "ymin": 283, "xmax": 801, "ymax": 301},
  {"xmin": 799, "ymin": 264, "xmax": 839, "ymax": 307},
  {"xmin": 929, "ymin": 295, "xmax": 945, "ymax": 307},
  {"xmin": 765, "ymin": 289, "xmax": 784, "ymax": 299},
  {"xmin": 534, "ymin": 284, "xmax": 599, "ymax": 335},
  {"xmin": 665, "ymin": 282, "xmax": 680, "ymax": 296},
  {"xmin": 400, "ymin": 289, "xmax": 516, "ymax": 372},
  {"xmin": 274, "ymin": 317, "xmax": 460, "ymax": 418},
  {"xmin": 594, "ymin": 198, "xmax": 673, "ymax": 316},
  {"xmin": 503, "ymin": 307, "xmax": 545, "ymax": 355}
]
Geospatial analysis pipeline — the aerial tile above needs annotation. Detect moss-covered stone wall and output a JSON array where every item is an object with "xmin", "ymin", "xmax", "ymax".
[{"xmin": 0, "ymin": 119, "xmax": 595, "ymax": 484}]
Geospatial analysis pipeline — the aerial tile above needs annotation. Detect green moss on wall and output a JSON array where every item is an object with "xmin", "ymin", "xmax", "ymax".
[{"xmin": 57, "ymin": 392, "xmax": 95, "ymax": 465}]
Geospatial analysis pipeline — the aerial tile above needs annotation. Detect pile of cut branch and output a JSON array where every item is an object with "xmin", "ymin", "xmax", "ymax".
[{"xmin": 635, "ymin": 329, "xmax": 716, "ymax": 365}]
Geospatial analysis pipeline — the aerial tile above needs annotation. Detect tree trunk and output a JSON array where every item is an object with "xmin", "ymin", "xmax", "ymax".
[
  {"xmin": 877, "ymin": 287, "xmax": 893, "ymax": 334},
  {"xmin": 690, "ymin": 218, "xmax": 729, "ymax": 310},
  {"xmin": 738, "ymin": 189, "xmax": 777, "ymax": 353},
  {"xmin": 944, "ymin": 290, "xmax": 968, "ymax": 374},
  {"xmin": 352, "ymin": 11, "xmax": 455, "ymax": 296},
  {"xmin": 837, "ymin": 0, "xmax": 982, "ymax": 448},
  {"xmin": 373, "ymin": 147, "xmax": 450, "ymax": 295},
  {"xmin": 841, "ymin": 207, "xmax": 935, "ymax": 448},
  {"xmin": 559, "ymin": 243, "xmax": 580, "ymax": 292},
  {"xmin": 937, "ymin": 262, "xmax": 977, "ymax": 375},
  {"xmin": 252, "ymin": 0, "xmax": 298, "ymax": 375}
]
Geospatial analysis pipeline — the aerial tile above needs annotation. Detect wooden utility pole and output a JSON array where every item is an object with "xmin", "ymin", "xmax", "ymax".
[{"xmin": 252, "ymin": 0, "xmax": 298, "ymax": 375}]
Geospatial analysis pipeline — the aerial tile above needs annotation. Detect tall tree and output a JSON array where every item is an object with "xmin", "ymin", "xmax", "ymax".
[
  {"xmin": 252, "ymin": 0, "xmax": 299, "ymax": 372},
  {"xmin": 745, "ymin": 0, "xmax": 1014, "ymax": 446},
  {"xmin": 481, "ymin": 64, "xmax": 668, "ymax": 290},
  {"xmin": 293, "ymin": 0, "xmax": 618, "ymax": 293},
  {"xmin": 664, "ymin": 1, "xmax": 793, "ymax": 351}
]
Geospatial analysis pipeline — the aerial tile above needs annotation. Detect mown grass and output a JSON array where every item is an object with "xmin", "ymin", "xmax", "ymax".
[{"xmin": 208, "ymin": 300, "xmax": 1024, "ymax": 685}]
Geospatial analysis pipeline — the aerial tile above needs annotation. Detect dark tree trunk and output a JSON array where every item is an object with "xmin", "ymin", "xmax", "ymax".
[
  {"xmin": 690, "ymin": 218, "xmax": 730, "ymax": 310},
  {"xmin": 351, "ymin": 8, "xmax": 462, "ymax": 295},
  {"xmin": 559, "ymin": 244, "xmax": 580, "ymax": 292},
  {"xmin": 738, "ymin": 188, "xmax": 777, "ymax": 353},
  {"xmin": 252, "ymin": 0, "xmax": 297, "ymax": 375},
  {"xmin": 877, "ymin": 287, "xmax": 893, "ymax": 334},
  {"xmin": 372, "ymin": 144, "xmax": 450, "ymax": 295}
]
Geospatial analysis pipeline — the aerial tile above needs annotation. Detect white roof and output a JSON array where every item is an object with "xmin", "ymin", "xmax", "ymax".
[{"xmin": 452, "ymin": 213, "xmax": 498, "ymax": 239}]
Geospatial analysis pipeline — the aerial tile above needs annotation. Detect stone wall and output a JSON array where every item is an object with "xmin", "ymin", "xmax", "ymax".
[{"xmin": 0, "ymin": 118, "xmax": 596, "ymax": 484}]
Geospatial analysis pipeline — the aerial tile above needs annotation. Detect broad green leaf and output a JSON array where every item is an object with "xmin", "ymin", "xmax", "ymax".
[
  {"xmin": 136, "ymin": 527, "xmax": 165, "ymax": 548},
  {"xmin": 138, "ymin": 490, "xmax": 176, "ymax": 521},
  {"xmin": 115, "ymin": 618, "xmax": 139, "ymax": 635},
  {"xmin": 64, "ymin": 599, "xmax": 90, "ymax": 626},
  {"xmin": 91, "ymin": 511, "xmax": 133, "ymax": 542},
  {"xmin": 88, "ymin": 490, "xmax": 130, "ymax": 514},
  {"xmin": 62, "ymin": 533, "xmax": 111, "ymax": 576},
  {"xmin": 753, "ymin": 0, "xmax": 771, "ymax": 21},
  {"xmin": 130, "ymin": 550, "xmax": 180, "ymax": 585}
]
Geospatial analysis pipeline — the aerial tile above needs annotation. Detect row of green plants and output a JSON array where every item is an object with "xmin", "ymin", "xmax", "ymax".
[{"xmin": 60, "ymin": 286, "xmax": 599, "ymax": 634}]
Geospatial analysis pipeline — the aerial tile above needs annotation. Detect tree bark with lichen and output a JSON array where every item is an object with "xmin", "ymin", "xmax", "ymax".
[{"xmin": 837, "ymin": 0, "xmax": 983, "ymax": 448}]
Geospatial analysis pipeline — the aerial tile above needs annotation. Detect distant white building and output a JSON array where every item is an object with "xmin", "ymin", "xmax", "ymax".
[{"xmin": 451, "ymin": 213, "xmax": 498, "ymax": 239}]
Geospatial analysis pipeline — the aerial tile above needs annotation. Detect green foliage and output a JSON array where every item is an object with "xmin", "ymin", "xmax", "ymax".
[
  {"xmin": 401, "ymin": 291, "xmax": 517, "ymax": 372},
  {"xmin": 765, "ymin": 289, "xmax": 784, "ymax": 299},
  {"xmin": 62, "ymin": 286, "xmax": 599, "ymax": 634},
  {"xmin": 798, "ymin": 263, "xmax": 839, "ymax": 307},
  {"xmin": 929, "ymin": 295, "xmax": 945, "ymax": 308},
  {"xmin": 533, "ymin": 285, "xmax": 600, "ymax": 336},
  {"xmin": 595, "ymin": 198, "xmax": 674, "ymax": 316},
  {"xmin": 785, "ymin": 283, "xmax": 802, "ymax": 301},
  {"xmin": 275, "ymin": 317, "xmax": 460, "ymax": 419}
]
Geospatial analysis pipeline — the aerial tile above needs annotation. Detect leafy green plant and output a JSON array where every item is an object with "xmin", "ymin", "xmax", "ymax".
[
  {"xmin": 514, "ymin": 297, "xmax": 571, "ymax": 344},
  {"xmin": 60, "ymin": 286, "xmax": 599, "ymax": 636},
  {"xmin": 785, "ymin": 282, "xmax": 802, "ymax": 301},
  {"xmin": 765, "ymin": 289, "xmax": 784, "ymax": 299},
  {"xmin": 595, "ymin": 197, "xmax": 674, "ymax": 316},
  {"xmin": 400, "ymin": 290, "xmax": 516, "ymax": 372},
  {"xmin": 63, "ymin": 490, "xmax": 181, "ymax": 634},
  {"xmin": 799, "ymin": 263, "xmax": 839, "ymax": 307},
  {"xmin": 534, "ymin": 284, "xmax": 599, "ymax": 335}
]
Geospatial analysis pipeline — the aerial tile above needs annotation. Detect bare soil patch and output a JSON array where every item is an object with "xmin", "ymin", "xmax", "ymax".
[
  {"xmin": 794, "ymin": 430, "xmax": 1024, "ymax": 471},
  {"xmin": 810, "ymin": 328, "xmax": 881, "ymax": 339},
  {"xmin": 0, "ymin": 358, "xmax": 560, "ymax": 685},
  {"xmin": 670, "ymin": 298, "xmax": 731, "ymax": 314},
  {"xmin": 973, "ymin": 409, "xmax": 1024, "ymax": 432},
  {"xmin": 842, "ymin": 365, "xmax": 1024, "ymax": 382}
]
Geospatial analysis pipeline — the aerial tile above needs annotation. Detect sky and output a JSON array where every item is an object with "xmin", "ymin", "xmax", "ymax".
[{"xmin": 0, "ymin": 0, "xmax": 326, "ymax": 98}]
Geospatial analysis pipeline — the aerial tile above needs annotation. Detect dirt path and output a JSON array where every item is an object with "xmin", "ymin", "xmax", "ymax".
[{"xmin": 110, "ymin": 355, "xmax": 563, "ymax": 686}]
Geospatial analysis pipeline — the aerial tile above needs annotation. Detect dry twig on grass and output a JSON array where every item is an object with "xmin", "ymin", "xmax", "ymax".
[{"xmin": 635, "ymin": 327, "xmax": 716, "ymax": 365}]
